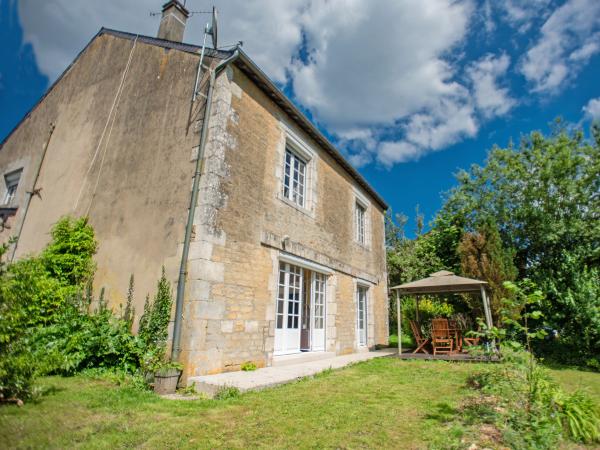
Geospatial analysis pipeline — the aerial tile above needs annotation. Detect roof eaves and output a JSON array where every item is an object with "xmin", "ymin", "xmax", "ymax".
[
  {"xmin": 99, "ymin": 28, "xmax": 233, "ymax": 59},
  {"xmin": 231, "ymin": 49, "xmax": 388, "ymax": 210}
]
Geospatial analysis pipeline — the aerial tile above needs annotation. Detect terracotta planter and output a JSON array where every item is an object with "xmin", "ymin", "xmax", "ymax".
[{"xmin": 153, "ymin": 368, "xmax": 181, "ymax": 395}]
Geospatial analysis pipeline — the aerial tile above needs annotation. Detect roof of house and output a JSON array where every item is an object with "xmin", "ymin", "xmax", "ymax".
[
  {"xmin": 1, "ymin": 27, "xmax": 387, "ymax": 210},
  {"xmin": 390, "ymin": 270, "xmax": 488, "ymax": 294}
]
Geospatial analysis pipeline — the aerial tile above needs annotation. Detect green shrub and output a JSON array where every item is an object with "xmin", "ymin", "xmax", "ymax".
[
  {"xmin": 470, "ymin": 349, "xmax": 600, "ymax": 447},
  {"xmin": 214, "ymin": 386, "xmax": 240, "ymax": 400},
  {"xmin": 401, "ymin": 297, "xmax": 454, "ymax": 338},
  {"xmin": 0, "ymin": 216, "xmax": 150, "ymax": 403},
  {"xmin": 0, "ymin": 338, "xmax": 38, "ymax": 401},
  {"xmin": 555, "ymin": 390, "xmax": 600, "ymax": 444},
  {"xmin": 0, "ymin": 217, "xmax": 98, "ymax": 402},
  {"xmin": 241, "ymin": 362, "xmax": 257, "ymax": 371},
  {"xmin": 456, "ymin": 281, "xmax": 600, "ymax": 447},
  {"xmin": 40, "ymin": 216, "xmax": 97, "ymax": 286},
  {"xmin": 30, "ymin": 307, "xmax": 142, "ymax": 376},
  {"xmin": 0, "ymin": 217, "xmax": 96, "ymax": 341},
  {"xmin": 0, "ymin": 217, "xmax": 183, "ymax": 401},
  {"xmin": 138, "ymin": 267, "xmax": 173, "ymax": 373}
]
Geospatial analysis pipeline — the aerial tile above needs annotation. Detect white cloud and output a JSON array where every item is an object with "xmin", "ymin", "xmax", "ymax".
[
  {"xmin": 290, "ymin": 0, "xmax": 482, "ymax": 165},
  {"xmin": 18, "ymin": 0, "xmax": 155, "ymax": 82},
  {"xmin": 481, "ymin": 0, "xmax": 496, "ymax": 35},
  {"xmin": 16, "ymin": 0, "xmax": 537, "ymax": 168},
  {"xmin": 18, "ymin": 0, "xmax": 306, "ymax": 83},
  {"xmin": 293, "ymin": 0, "xmax": 472, "ymax": 130},
  {"xmin": 520, "ymin": 0, "xmax": 600, "ymax": 93},
  {"xmin": 375, "ymin": 96, "xmax": 478, "ymax": 167},
  {"xmin": 378, "ymin": 141, "xmax": 420, "ymax": 166},
  {"xmin": 403, "ymin": 99, "xmax": 478, "ymax": 151},
  {"xmin": 500, "ymin": 0, "xmax": 553, "ymax": 32},
  {"xmin": 467, "ymin": 53, "xmax": 515, "ymax": 118},
  {"xmin": 20, "ymin": 0, "xmax": 484, "ymax": 167},
  {"xmin": 583, "ymin": 97, "xmax": 600, "ymax": 120}
]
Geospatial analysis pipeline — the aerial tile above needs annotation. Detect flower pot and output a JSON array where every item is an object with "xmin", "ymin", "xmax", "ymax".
[
  {"xmin": 153, "ymin": 368, "xmax": 181, "ymax": 395},
  {"xmin": 144, "ymin": 371, "xmax": 155, "ymax": 385}
]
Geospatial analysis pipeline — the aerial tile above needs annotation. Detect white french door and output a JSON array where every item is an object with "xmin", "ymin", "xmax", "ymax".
[
  {"xmin": 310, "ymin": 272, "xmax": 326, "ymax": 351},
  {"xmin": 274, "ymin": 263, "xmax": 303, "ymax": 355},
  {"xmin": 357, "ymin": 285, "xmax": 368, "ymax": 346}
]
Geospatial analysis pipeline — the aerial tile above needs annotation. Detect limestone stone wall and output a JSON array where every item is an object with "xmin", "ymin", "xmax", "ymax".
[{"xmin": 180, "ymin": 65, "xmax": 389, "ymax": 378}]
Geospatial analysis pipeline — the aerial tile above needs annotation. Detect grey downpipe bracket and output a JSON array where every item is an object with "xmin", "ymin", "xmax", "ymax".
[{"xmin": 171, "ymin": 49, "xmax": 240, "ymax": 362}]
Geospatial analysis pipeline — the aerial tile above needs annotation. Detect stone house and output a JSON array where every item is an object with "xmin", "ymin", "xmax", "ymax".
[{"xmin": 0, "ymin": 1, "xmax": 389, "ymax": 379}]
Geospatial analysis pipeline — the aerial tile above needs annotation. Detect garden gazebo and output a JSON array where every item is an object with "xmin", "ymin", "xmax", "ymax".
[{"xmin": 390, "ymin": 270, "xmax": 493, "ymax": 356}]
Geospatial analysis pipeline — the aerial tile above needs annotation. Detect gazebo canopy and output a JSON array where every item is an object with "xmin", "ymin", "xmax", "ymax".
[
  {"xmin": 391, "ymin": 270, "xmax": 488, "ymax": 295},
  {"xmin": 390, "ymin": 271, "xmax": 494, "ymax": 355}
]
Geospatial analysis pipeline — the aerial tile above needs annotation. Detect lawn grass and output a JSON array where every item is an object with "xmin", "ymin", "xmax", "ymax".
[
  {"xmin": 547, "ymin": 365, "xmax": 600, "ymax": 404},
  {"xmin": 388, "ymin": 333, "xmax": 414, "ymax": 348},
  {"xmin": 1, "ymin": 358, "xmax": 598, "ymax": 449}
]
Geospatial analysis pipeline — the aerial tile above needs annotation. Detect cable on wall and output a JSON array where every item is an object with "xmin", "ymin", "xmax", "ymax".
[{"xmin": 73, "ymin": 36, "xmax": 139, "ymax": 214}]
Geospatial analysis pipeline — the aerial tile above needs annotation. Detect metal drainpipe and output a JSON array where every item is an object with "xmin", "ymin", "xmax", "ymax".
[
  {"xmin": 10, "ymin": 122, "xmax": 56, "ymax": 262},
  {"xmin": 171, "ymin": 50, "xmax": 240, "ymax": 362}
]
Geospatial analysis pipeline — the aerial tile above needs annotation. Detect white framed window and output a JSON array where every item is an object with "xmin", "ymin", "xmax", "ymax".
[
  {"xmin": 282, "ymin": 147, "xmax": 307, "ymax": 208},
  {"xmin": 356, "ymin": 285, "xmax": 368, "ymax": 346},
  {"xmin": 3, "ymin": 169, "xmax": 22, "ymax": 205},
  {"xmin": 277, "ymin": 123, "xmax": 317, "ymax": 216},
  {"xmin": 355, "ymin": 202, "xmax": 366, "ymax": 244},
  {"xmin": 354, "ymin": 192, "xmax": 370, "ymax": 248}
]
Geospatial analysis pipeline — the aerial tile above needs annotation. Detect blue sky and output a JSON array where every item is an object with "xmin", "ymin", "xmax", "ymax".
[{"xmin": 1, "ymin": 0, "xmax": 599, "ymax": 236}]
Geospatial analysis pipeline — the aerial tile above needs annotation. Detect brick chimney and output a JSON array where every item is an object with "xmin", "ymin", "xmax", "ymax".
[{"xmin": 157, "ymin": 0, "xmax": 189, "ymax": 42}]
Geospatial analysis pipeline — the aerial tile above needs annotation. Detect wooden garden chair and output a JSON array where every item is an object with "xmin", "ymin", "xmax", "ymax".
[
  {"xmin": 409, "ymin": 320, "xmax": 430, "ymax": 354},
  {"xmin": 431, "ymin": 318, "xmax": 454, "ymax": 355},
  {"xmin": 448, "ymin": 319, "xmax": 462, "ymax": 352}
]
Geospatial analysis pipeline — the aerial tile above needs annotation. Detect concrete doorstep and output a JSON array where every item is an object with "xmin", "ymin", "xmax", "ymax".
[{"xmin": 188, "ymin": 349, "xmax": 396, "ymax": 397}]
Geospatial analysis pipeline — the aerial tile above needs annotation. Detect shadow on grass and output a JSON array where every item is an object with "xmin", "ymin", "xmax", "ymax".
[
  {"xmin": 26, "ymin": 384, "xmax": 66, "ymax": 405},
  {"xmin": 425, "ymin": 402, "xmax": 459, "ymax": 422}
]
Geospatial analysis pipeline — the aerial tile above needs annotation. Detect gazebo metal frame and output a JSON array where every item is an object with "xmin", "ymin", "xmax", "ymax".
[{"xmin": 390, "ymin": 270, "xmax": 493, "ymax": 355}]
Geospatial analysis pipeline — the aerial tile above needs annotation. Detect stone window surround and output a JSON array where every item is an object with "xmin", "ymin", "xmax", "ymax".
[
  {"xmin": 275, "ymin": 122, "xmax": 317, "ymax": 219},
  {"xmin": 3, "ymin": 168, "xmax": 23, "ymax": 206}
]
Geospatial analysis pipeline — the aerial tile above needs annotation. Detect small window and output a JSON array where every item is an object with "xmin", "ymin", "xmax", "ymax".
[
  {"xmin": 282, "ymin": 147, "xmax": 306, "ymax": 207},
  {"xmin": 355, "ymin": 202, "xmax": 366, "ymax": 244},
  {"xmin": 3, "ymin": 169, "xmax": 22, "ymax": 205}
]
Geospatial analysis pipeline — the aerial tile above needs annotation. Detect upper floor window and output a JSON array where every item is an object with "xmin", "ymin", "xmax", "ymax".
[
  {"xmin": 3, "ymin": 169, "xmax": 22, "ymax": 205},
  {"xmin": 283, "ymin": 147, "xmax": 306, "ymax": 208},
  {"xmin": 355, "ymin": 202, "xmax": 366, "ymax": 244}
]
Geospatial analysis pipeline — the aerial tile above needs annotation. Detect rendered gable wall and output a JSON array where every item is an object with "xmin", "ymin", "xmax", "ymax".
[{"xmin": 0, "ymin": 33, "xmax": 212, "ymax": 324}]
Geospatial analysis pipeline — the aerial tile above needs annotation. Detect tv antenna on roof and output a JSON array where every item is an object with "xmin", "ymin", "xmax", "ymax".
[
  {"xmin": 192, "ymin": 6, "xmax": 218, "ymax": 102},
  {"xmin": 207, "ymin": 6, "xmax": 218, "ymax": 49}
]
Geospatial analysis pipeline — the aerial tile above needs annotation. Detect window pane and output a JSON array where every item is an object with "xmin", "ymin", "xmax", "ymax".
[
  {"xmin": 283, "ymin": 148, "xmax": 307, "ymax": 208},
  {"xmin": 356, "ymin": 203, "xmax": 366, "ymax": 244}
]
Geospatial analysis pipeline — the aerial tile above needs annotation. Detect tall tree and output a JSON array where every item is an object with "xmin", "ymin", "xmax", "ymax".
[
  {"xmin": 457, "ymin": 221, "xmax": 517, "ymax": 320},
  {"xmin": 436, "ymin": 125, "xmax": 600, "ymax": 360}
]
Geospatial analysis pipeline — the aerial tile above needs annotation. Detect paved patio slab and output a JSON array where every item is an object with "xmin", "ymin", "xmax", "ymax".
[{"xmin": 188, "ymin": 349, "xmax": 396, "ymax": 397}]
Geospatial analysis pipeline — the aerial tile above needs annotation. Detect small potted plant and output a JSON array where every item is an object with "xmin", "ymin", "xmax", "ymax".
[{"xmin": 153, "ymin": 360, "xmax": 183, "ymax": 395}]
